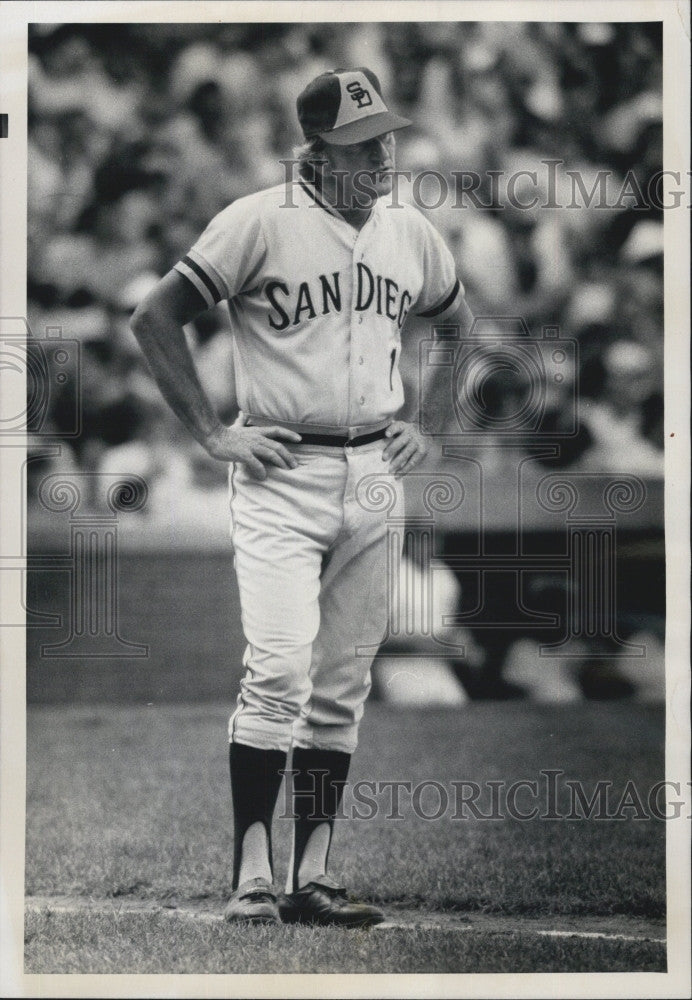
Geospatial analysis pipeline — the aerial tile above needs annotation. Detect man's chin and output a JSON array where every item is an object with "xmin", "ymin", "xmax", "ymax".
[{"xmin": 350, "ymin": 171, "xmax": 394, "ymax": 206}]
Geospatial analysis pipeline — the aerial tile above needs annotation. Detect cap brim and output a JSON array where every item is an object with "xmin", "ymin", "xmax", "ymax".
[{"xmin": 319, "ymin": 110, "xmax": 411, "ymax": 146}]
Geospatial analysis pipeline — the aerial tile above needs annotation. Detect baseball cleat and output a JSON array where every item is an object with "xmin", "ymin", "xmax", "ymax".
[
  {"xmin": 223, "ymin": 877, "xmax": 281, "ymax": 924},
  {"xmin": 279, "ymin": 873, "xmax": 385, "ymax": 927}
]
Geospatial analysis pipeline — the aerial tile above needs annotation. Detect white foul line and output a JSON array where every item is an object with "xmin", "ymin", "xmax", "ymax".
[
  {"xmin": 535, "ymin": 928, "xmax": 666, "ymax": 945},
  {"xmin": 25, "ymin": 899, "xmax": 666, "ymax": 946},
  {"xmin": 373, "ymin": 922, "xmax": 665, "ymax": 945}
]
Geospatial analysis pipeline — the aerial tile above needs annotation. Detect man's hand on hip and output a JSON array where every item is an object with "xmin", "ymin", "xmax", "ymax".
[
  {"xmin": 382, "ymin": 421, "xmax": 428, "ymax": 478},
  {"xmin": 204, "ymin": 424, "xmax": 302, "ymax": 480}
]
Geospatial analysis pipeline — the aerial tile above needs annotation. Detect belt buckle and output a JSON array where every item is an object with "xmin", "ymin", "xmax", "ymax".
[
  {"xmin": 347, "ymin": 425, "xmax": 369, "ymax": 444},
  {"xmin": 347, "ymin": 426, "xmax": 364, "ymax": 448}
]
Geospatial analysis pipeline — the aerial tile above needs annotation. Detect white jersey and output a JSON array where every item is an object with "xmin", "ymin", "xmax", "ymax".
[{"xmin": 175, "ymin": 179, "xmax": 464, "ymax": 427}]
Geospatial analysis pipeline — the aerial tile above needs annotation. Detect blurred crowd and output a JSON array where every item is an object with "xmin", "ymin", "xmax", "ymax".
[{"xmin": 27, "ymin": 21, "xmax": 664, "ymax": 516}]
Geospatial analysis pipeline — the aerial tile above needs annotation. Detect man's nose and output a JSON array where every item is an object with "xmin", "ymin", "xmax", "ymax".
[{"xmin": 370, "ymin": 137, "xmax": 391, "ymax": 161}]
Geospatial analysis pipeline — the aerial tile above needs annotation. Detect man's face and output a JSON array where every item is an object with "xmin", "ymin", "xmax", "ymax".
[{"xmin": 323, "ymin": 132, "xmax": 396, "ymax": 208}]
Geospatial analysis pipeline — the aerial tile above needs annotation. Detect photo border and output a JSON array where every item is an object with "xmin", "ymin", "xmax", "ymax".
[{"xmin": 1, "ymin": 2, "xmax": 689, "ymax": 997}]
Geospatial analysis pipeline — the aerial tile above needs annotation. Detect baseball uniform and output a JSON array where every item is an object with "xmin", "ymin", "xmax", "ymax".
[
  {"xmin": 128, "ymin": 65, "xmax": 473, "ymax": 923},
  {"xmin": 174, "ymin": 178, "xmax": 464, "ymax": 754}
]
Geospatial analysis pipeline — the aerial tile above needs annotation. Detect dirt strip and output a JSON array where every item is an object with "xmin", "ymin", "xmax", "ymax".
[{"xmin": 24, "ymin": 896, "xmax": 666, "ymax": 945}]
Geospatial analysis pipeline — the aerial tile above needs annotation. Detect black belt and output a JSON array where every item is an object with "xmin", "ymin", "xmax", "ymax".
[{"xmin": 295, "ymin": 428, "xmax": 388, "ymax": 448}]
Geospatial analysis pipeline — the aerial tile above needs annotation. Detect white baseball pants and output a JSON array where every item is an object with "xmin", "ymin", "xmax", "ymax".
[{"xmin": 227, "ymin": 440, "xmax": 401, "ymax": 754}]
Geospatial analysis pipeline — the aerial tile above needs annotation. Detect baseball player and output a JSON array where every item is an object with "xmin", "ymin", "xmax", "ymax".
[{"xmin": 131, "ymin": 66, "xmax": 474, "ymax": 926}]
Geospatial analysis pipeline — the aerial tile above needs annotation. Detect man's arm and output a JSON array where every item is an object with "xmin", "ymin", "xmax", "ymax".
[
  {"xmin": 418, "ymin": 294, "xmax": 475, "ymax": 436},
  {"xmin": 383, "ymin": 295, "xmax": 475, "ymax": 476},
  {"xmin": 130, "ymin": 270, "xmax": 300, "ymax": 479}
]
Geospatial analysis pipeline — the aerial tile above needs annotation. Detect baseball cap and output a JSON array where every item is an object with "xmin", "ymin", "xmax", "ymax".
[{"xmin": 297, "ymin": 68, "xmax": 411, "ymax": 145}]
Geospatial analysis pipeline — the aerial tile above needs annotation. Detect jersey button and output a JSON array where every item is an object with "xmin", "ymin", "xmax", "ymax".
[
  {"xmin": 358, "ymin": 317, "xmax": 363, "ymax": 324},
  {"xmin": 358, "ymin": 356, "xmax": 364, "ymax": 365},
  {"xmin": 359, "ymin": 396, "xmax": 365, "ymax": 405}
]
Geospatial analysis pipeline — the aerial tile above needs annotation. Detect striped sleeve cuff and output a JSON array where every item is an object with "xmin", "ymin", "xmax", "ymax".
[
  {"xmin": 416, "ymin": 278, "xmax": 465, "ymax": 319},
  {"xmin": 174, "ymin": 251, "xmax": 228, "ymax": 309}
]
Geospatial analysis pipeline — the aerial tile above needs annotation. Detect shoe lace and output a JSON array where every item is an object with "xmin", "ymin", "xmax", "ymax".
[{"xmin": 245, "ymin": 889, "xmax": 275, "ymax": 903}]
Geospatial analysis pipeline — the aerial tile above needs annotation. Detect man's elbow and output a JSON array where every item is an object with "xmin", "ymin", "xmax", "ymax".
[
  {"xmin": 130, "ymin": 270, "xmax": 202, "ymax": 341},
  {"xmin": 130, "ymin": 297, "xmax": 153, "ymax": 340},
  {"xmin": 130, "ymin": 292, "xmax": 170, "ymax": 347}
]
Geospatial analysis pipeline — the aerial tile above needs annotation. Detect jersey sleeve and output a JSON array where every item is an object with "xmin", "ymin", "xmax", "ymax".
[
  {"xmin": 174, "ymin": 198, "xmax": 267, "ymax": 310},
  {"xmin": 414, "ymin": 214, "xmax": 465, "ymax": 319}
]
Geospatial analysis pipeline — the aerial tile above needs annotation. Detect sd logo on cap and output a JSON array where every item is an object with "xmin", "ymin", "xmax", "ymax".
[{"xmin": 297, "ymin": 67, "xmax": 411, "ymax": 145}]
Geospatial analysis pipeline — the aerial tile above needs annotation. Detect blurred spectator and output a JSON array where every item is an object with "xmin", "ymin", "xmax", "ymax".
[
  {"xmin": 28, "ymin": 23, "xmax": 662, "ymax": 482},
  {"xmin": 578, "ymin": 339, "xmax": 664, "ymax": 474},
  {"xmin": 26, "ymin": 21, "xmax": 664, "ymax": 698}
]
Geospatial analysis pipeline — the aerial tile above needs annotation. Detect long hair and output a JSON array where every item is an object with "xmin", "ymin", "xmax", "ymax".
[{"xmin": 293, "ymin": 136, "xmax": 329, "ymax": 185}]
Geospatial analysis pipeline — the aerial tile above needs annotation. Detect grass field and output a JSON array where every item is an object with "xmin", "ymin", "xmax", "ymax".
[
  {"xmin": 26, "ymin": 552, "xmax": 246, "ymax": 704},
  {"xmin": 25, "ymin": 701, "xmax": 666, "ymax": 974}
]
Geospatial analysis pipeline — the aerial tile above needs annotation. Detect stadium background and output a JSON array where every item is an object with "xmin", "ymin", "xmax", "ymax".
[{"xmin": 26, "ymin": 21, "xmax": 665, "ymax": 704}]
